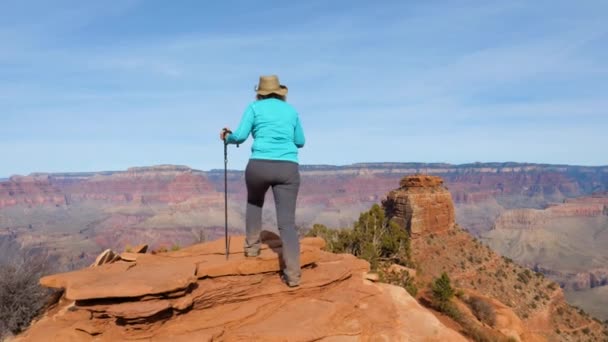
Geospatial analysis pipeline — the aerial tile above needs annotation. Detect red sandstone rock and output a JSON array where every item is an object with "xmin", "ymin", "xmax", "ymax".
[
  {"xmin": 41, "ymin": 255, "xmax": 198, "ymax": 300},
  {"xmin": 399, "ymin": 174, "xmax": 444, "ymax": 188},
  {"xmin": 386, "ymin": 175, "xmax": 455, "ymax": 236},
  {"xmin": 21, "ymin": 236, "xmax": 467, "ymax": 341},
  {"xmin": 132, "ymin": 244, "xmax": 148, "ymax": 253}
]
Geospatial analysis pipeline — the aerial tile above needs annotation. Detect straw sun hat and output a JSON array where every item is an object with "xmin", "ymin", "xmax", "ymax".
[{"xmin": 255, "ymin": 75, "xmax": 288, "ymax": 96}]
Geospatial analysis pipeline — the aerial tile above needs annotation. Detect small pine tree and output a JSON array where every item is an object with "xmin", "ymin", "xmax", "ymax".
[
  {"xmin": 307, "ymin": 204, "xmax": 412, "ymax": 270},
  {"xmin": 351, "ymin": 204, "xmax": 411, "ymax": 270},
  {"xmin": 432, "ymin": 272, "xmax": 455, "ymax": 311}
]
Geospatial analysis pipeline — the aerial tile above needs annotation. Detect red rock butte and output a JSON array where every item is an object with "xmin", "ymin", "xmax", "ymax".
[
  {"xmin": 386, "ymin": 175, "xmax": 455, "ymax": 237},
  {"xmin": 18, "ymin": 235, "xmax": 466, "ymax": 341}
]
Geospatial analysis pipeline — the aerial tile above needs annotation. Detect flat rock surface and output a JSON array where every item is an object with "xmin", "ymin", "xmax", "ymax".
[
  {"xmin": 20, "ymin": 236, "xmax": 466, "ymax": 342},
  {"xmin": 41, "ymin": 254, "xmax": 198, "ymax": 301}
]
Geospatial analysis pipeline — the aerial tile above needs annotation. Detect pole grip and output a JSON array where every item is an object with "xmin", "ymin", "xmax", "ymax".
[
  {"xmin": 223, "ymin": 137, "xmax": 229, "ymax": 260},
  {"xmin": 223, "ymin": 128, "xmax": 239, "ymax": 148}
]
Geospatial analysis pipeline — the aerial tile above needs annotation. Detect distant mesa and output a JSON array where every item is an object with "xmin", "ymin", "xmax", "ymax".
[{"xmin": 126, "ymin": 165, "xmax": 195, "ymax": 173}]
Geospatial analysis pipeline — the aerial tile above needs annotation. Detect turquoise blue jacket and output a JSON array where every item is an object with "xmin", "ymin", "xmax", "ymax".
[{"xmin": 226, "ymin": 98, "xmax": 305, "ymax": 163}]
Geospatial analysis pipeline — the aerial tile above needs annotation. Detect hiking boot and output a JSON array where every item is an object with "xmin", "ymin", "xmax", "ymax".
[
  {"xmin": 244, "ymin": 249, "xmax": 260, "ymax": 257},
  {"xmin": 281, "ymin": 273, "xmax": 300, "ymax": 288}
]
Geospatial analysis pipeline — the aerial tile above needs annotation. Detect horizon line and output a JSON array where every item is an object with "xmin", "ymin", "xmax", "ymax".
[{"xmin": 4, "ymin": 161, "xmax": 608, "ymax": 179}]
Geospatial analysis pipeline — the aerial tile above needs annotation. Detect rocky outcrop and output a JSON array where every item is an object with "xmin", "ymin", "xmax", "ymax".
[
  {"xmin": 385, "ymin": 175, "xmax": 455, "ymax": 236},
  {"xmin": 385, "ymin": 176, "xmax": 605, "ymax": 341},
  {"xmin": 19, "ymin": 236, "xmax": 466, "ymax": 341}
]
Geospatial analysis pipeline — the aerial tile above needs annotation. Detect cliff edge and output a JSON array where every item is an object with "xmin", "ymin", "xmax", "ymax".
[{"xmin": 17, "ymin": 235, "xmax": 465, "ymax": 341}]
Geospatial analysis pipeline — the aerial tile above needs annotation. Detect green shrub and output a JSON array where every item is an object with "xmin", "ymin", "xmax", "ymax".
[
  {"xmin": 465, "ymin": 327, "xmax": 494, "ymax": 342},
  {"xmin": 307, "ymin": 204, "xmax": 412, "ymax": 270},
  {"xmin": 307, "ymin": 225, "xmax": 343, "ymax": 250},
  {"xmin": 517, "ymin": 271, "xmax": 531, "ymax": 284},
  {"xmin": 432, "ymin": 272, "xmax": 455, "ymax": 311}
]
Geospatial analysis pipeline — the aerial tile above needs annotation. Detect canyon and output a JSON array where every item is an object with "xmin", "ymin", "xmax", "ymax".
[
  {"xmin": 1, "ymin": 162, "xmax": 607, "ymax": 320},
  {"xmin": 482, "ymin": 193, "xmax": 608, "ymax": 320},
  {"xmin": 16, "ymin": 175, "xmax": 607, "ymax": 341}
]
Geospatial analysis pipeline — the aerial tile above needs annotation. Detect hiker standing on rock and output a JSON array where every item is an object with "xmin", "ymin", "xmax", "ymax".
[{"xmin": 220, "ymin": 75, "xmax": 305, "ymax": 287}]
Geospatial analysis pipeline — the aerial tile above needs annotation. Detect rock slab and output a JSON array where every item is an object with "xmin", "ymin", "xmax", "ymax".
[{"xmin": 20, "ymin": 236, "xmax": 466, "ymax": 342}]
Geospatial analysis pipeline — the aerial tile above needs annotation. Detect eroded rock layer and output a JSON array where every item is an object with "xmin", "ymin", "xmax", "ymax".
[
  {"xmin": 19, "ymin": 236, "xmax": 466, "ymax": 342},
  {"xmin": 386, "ymin": 175, "xmax": 455, "ymax": 236}
]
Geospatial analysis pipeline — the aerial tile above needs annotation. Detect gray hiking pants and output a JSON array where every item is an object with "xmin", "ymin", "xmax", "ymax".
[{"xmin": 244, "ymin": 159, "xmax": 301, "ymax": 283}]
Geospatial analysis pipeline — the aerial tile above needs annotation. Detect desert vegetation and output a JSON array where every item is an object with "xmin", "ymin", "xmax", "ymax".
[
  {"xmin": 467, "ymin": 296, "xmax": 497, "ymax": 327},
  {"xmin": 306, "ymin": 204, "xmax": 416, "ymax": 295},
  {"xmin": 306, "ymin": 204, "xmax": 412, "ymax": 270},
  {"xmin": 0, "ymin": 255, "xmax": 51, "ymax": 340}
]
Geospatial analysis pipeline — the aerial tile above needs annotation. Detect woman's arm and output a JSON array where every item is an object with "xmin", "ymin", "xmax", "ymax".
[
  {"xmin": 226, "ymin": 105, "xmax": 254, "ymax": 145},
  {"xmin": 294, "ymin": 116, "xmax": 305, "ymax": 148}
]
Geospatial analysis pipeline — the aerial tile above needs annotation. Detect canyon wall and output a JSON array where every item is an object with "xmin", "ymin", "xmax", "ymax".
[{"xmin": 485, "ymin": 194, "xmax": 608, "ymax": 291}]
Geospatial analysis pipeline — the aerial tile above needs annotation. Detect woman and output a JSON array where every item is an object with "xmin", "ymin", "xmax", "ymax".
[{"xmin": 220, "ymin": 75, "xmax": 305, "ymax": 287}]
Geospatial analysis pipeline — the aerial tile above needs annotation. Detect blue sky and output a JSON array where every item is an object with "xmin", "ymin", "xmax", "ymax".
[{"xmin": 1, "ymin": 0, "xmax": 607, "ymax": 176}]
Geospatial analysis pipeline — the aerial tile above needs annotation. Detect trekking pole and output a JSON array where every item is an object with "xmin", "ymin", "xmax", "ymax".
[
  {"xmin": 223, "ymin": 129, "xmax": 231, "ymax": 260},
  {"xmin": 223, "ymin": 129, "xmax": 239, "ymax": 260}
]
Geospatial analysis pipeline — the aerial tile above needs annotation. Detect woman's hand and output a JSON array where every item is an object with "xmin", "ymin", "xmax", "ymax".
[{"xmin": 220, "ymin": 128, "xmax": 232, "ymax": 141}]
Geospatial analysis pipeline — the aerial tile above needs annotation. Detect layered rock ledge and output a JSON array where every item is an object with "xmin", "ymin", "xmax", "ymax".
[{"xmin": 18, "ymin": 235, "xmax": 465, "ymax": 341}]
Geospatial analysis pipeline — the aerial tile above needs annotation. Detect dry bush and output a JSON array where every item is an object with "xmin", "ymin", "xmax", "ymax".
[
  {"xmin": 0, "ymin": 254, "xmax": 51, "ymax": 340},
  {"xmin": 468, "ymin": 296, "xmax": 497, "ymax": 327},
  {"xmin": 379, "ymin": 268, "xmax": 418, "ymax": 296}
]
